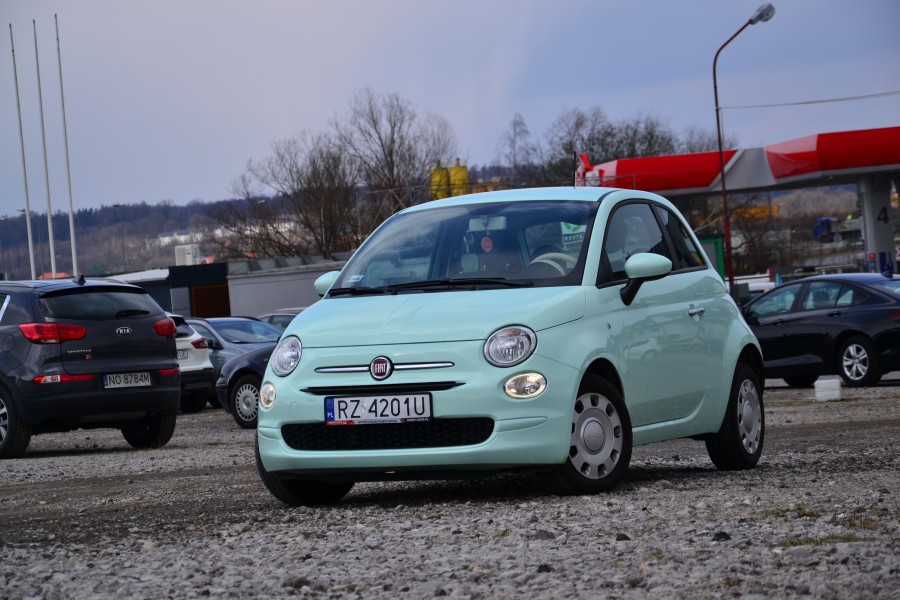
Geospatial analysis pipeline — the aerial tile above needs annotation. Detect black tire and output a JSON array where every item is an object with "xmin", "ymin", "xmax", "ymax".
[
  {"xmin": 837, "ymin": 336, "xmax": 881, "ymax": 387},
  {"xmin": 121, "ymin": 410, "xmax": 177, "ymax": 449},
  {"xmin": 546, "ymin": 375, "xmax": 632, "ymax": 494},
  {"xmin": 783, "ymin": 374, "xmax": 818, "ymax": 388},
  {"xmin": 0, "ymin": 390, "xmax": 32, "ymax": 459},
  {"xmin": 255, "ymin": 442, "xmax": 353, "ymax": 506},
  {"xmin": 180, "ymin": 392, "xmax": 207, "ymax": 414},
  {"xmin": 229, "ymin": 374, "xmax": 260, "ymax": 429},
  {"xmin": 706, "ymin": 363, "xmax": 764, "ymax": 470}
]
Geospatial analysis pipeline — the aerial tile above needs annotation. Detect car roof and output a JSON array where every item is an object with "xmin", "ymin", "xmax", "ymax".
[
  {"xmin": 793, "ymin": 273, "xmax": 898, "ymax": 284},
  {"xmin": 405, "ymin": 186, "xmax": 662, "ymax": 213},
  {"xmin": 0, "ymin": 278, "xmax": 143, "ymax": 292}
]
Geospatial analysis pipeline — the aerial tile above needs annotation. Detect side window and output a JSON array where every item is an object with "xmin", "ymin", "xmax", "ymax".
[
  {"xmin": 602, "ymin": 203, "xmax": 671, "ymax": 282},
  {"xmin": 836, "ymin": 285, "xmax": 866, "ymax": 307},
  {"xmin": 655, "ymin": 207, "xmax": 706, "ymax": 270},
  {"xmin": 801, "ymin": 281, "xmax": 843, "ymax": 311},
  {"xmin": 748, "ymin": 284, "xmax": 801, "ymax": 318}
]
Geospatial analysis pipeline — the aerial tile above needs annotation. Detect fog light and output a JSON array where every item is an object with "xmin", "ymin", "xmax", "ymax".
[
  {"xmin": 504, "ymin": 373, "xmax": 546, "ymax": 399},
  {"xmin": 259, "ymin": 382, "xmax": 276, "ymax": 409}
]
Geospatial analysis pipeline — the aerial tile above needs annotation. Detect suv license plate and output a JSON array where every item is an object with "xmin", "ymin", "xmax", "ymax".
[
  {"xmin": 177, "ymin": 350, "xmax": 189, "ymax": 360},
  {"xmin": 104, "ymin": 372, "xmax": 151, "ymax": 388},
  {"xmin": 325, "ymin": 394, "xmax": 432, "ymax": 425}
]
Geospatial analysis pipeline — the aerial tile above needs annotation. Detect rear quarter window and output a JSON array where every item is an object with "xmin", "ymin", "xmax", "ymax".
[{"xmin": 40, "ymin": 289, "xmax": 162, "ymax": 320}]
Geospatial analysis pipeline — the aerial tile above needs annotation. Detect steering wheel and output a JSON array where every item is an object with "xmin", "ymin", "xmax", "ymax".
[{"xmin": 529, "ymin": 252, "xmax": 577, "ymax": 275}]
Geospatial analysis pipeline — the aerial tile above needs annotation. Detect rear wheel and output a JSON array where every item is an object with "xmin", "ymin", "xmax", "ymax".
[
  {"xmin": 0, "ymin": 390, "xmax": 32, "ymax": 459},
  {"xmin": 255, "ymin": 443, "xmax": 353, "ymax": 506},
  {"xmin": 121, "ymin": 410, "xmax": 177, "ymax": 449},
  {"xmin": 783, "ymin": 374, "xmax": 818, "ymax": 388},
  {"xmin": 837, "ymin": 336, "xmax": 881, "ymax": 387},
  {"xmin": 546, "ymin": 375, "xmax": 632, "ymax": 494},
  {"xmin": 706, "ymin": 363, "xmax": 764, "ymax": 470},
  {"xmin": 229, "ymin": 375, "xmax": 260, "ymax": 429}
]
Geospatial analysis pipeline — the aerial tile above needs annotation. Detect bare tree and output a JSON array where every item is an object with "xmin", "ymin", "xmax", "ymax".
[
  {"xmin": 496, "ymin": 113, "xmax": 539, "ymax": 183},
  {"xmin": 215, "ymin": 132, "xmax": 361, "ymax": 259},
  {"xmin": 334, "ymin": 88, "xmax": 458, "ymax": 212},
  {"xmin": 679, "ymin": 125, "xmax": 738, "ymax": 153}
]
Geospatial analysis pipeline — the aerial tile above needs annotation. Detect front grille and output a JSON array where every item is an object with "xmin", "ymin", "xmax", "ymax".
[{"xmin": 281, "ymin": 418, "xmax": 495, "ymax": 451}]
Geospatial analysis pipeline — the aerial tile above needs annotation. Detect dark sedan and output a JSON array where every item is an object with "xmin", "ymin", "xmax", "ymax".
[
  {"xmin": 742, "ymin": 272, "xmax": 900, "ymax": 387},
  {"xmin": 215, "ymin": 343, "xmax": 275, "ymax": 428}
]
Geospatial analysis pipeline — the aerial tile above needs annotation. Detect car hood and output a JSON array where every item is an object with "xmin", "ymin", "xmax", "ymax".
[{"xmin": 290, "ymin": 287, "xmax": 587, "ymax": 348}]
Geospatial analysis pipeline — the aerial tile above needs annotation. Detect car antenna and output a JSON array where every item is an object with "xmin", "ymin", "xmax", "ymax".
[{"xmin": 74, "ymin": 273, "xmax": 86, "ymax": 285}]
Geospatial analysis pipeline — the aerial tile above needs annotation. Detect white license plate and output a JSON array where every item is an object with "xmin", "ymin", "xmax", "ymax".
[
  {"xmin": 177, "ymin": 349, "xmax": 189, "ymax": 360},
  {"xmin": 104, "ymin": 372, "xmax": 151, "ymax": 389},
  {"xmin": 325, "ymin": 394, "xmax": 432, "ymax": 425}
]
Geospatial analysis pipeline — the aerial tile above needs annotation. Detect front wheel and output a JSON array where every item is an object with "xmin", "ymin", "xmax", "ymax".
[
  {"xmin": 546, "ymin": 375, "xmax": 632, "ymax": 494},
  {"xmin": 255, "ymin": 443, "xmax": 353, "ymax": 506},
  {"xmin": 837, "ymin": 336, "xmax": 881, "ymax": 387},
  {"xmin": 0, "ymin": 390, "xmax": 32, "ymax": 459},
  {"xmin": 706, "ymin": 363, "xmax": 764, "ymax": 470},
  {"xmin": 229, "ymin": 375, "xmax": 260, "ymax": 429},
  {"xmin": 121, "ymin": 410, "xmax": 177, "ymax": 449}
]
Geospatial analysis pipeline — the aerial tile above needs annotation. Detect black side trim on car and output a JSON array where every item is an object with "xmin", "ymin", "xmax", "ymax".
[{"xmin": 281, "ymin": 418, "xmax": 494, "ymax": 451}]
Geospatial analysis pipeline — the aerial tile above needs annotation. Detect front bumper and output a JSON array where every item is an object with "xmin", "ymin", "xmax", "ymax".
[{"xmin": 257, "ymin": 340, "xmax": 579, "ymax": 478}]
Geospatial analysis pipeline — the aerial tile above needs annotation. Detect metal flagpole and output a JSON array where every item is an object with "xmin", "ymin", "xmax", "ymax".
[
  {"xmin": 55, "ymin": 14, "xmax": 78, "ymax": 276},
  {"xmin": 33, "ymin": 19, "xmax": 57, "ymax": 278},
  {"xmin": 9, "ymin": 24, "xmax": 37, "ymax": 279}
]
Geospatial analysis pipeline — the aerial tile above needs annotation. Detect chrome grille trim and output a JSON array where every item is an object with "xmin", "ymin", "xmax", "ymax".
[{"xmin": 315, "ymin": 361, "xmax": 454, "ymax": 374}]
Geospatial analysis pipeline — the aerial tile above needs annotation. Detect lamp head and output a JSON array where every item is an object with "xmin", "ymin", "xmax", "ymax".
[{"xmin": 749, "ymin": 3, "xmax": 775, "ymax": 24}]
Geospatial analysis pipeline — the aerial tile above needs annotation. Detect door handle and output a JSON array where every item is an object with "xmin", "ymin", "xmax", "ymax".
[{"xmin": 688, "ymin": 307, "xmax": 705, "ymax": 317}]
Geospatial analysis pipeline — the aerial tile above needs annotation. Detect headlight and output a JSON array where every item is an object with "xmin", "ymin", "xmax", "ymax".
[
  {"xmin": 504, "ymin": 373, "xmax": 546, "ymax": 399},
  {"xmin": 271, "ymin": 336, "xmax": 302, "ymax": 376},
  {"xmin": 259, "ymin": 382, "xmax": 276, "ymax": 409},
  {"xmin": 483, "ymin": 326, "xmax": 537, "ymax": 367}
]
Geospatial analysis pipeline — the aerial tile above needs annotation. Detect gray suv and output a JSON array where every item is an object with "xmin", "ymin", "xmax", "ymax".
[{"xmin": 0, "ymin": 278, "xmax": 181, "ymax": 458}]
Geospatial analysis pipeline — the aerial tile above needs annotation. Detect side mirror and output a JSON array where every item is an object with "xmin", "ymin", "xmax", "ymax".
[
  {"xmin": 620, "ymin": 253, "xmax": 672, "ymax": 306},
  {"xmin": 206, "ymin": 338, "xmax": 222, "ymax": 350},
  {"xmin": 314, "ymin": 271, "xmax": 341, "ymax": 297}
]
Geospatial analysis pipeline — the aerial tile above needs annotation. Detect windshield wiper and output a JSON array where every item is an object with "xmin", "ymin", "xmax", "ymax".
[
  {"xmin": 115, "ymin": 309, "xmax": 151, "ymax": 318},
  {"xmin": 386, "ymin": 278, "xmax": 532, "ymax": 292},
  {"xmin": 327, "ymin": 286, "xmax": 390, "ymax": 297}
]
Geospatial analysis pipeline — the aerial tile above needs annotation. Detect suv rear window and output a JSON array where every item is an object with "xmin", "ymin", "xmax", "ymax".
[{"xmin": 39, "ymin": 289, "xmax": 161, "ymax": 320}]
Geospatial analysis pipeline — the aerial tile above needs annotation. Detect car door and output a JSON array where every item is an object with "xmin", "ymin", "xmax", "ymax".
[
  {"xmin": 779, "ymin": 280, "xmax": 853, "ymax": 369},
  {"xmin": 743, "ymin": 283, "xmax": 803, "ymax": 368},
  {"xmin": 599, "ymin": 201, "xmax": 711, "ymax": 427}
]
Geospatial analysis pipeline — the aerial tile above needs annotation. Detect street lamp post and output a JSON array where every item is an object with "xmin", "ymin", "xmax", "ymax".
[{"xmin": 714, "ymin": 3, "xmax": 775, "ymax": 293}]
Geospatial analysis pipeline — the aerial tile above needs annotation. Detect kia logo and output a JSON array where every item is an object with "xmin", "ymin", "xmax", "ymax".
[
  {"xmin": 116, "ymin": 327, "xmax": 133, "ymax": 336},
  {"xmin": 369, "ymin": 356, "xmax": 393, "ymax": 380}
]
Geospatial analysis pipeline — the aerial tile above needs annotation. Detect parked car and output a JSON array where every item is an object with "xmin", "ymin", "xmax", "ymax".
[
  {"xmin": 216, "ymin": 343, "xmax": 276, "ymax": 429},
  {"xmin": 0, "ymin": 277, "xmax": 181, "ymax": 458},
  {"xmin": 255, "ymin": 186, "xmax": 764, "ymax": 506},
  {"xmin": 741, "ymin": 272, "xmax": 900, "ymax": 387},
  {"xmin": 257, "ymin": 307, "xmax": 307, "ymax": 332},
  {"xmin": 168, "ymin": 313, "xmax": 215, "ymax": 413},
  {"xmin": 185, "ymin": 317, "xmax": 281, "ymax": 407}
]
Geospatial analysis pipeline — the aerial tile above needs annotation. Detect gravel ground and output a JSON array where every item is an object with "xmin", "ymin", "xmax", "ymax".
[{"xmin": 2, "ymin": 377, "xmax": 898, "ymax": 599}]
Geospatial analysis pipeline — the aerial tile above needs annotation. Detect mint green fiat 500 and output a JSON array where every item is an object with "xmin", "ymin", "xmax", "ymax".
[{"xmin": 256, "ymin": 187, "xmax": 764, "ymax": 505}]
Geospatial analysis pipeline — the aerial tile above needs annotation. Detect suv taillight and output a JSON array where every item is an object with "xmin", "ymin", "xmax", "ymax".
[
  {"xmin": 154, "ymin": 317, "xmax": 177, "ymax": 337},
  {"xmin": 192, "ymin": 337, "xmax": 208, "ymax": 349},
  {"xmin": 20, "ymin": 323, "xmax": 87, "ymax": 344}
]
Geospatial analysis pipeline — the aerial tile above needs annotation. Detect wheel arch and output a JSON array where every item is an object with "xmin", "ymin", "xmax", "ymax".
[{"xmin": 581, "ymin": 358, "xmax": 623, "ymax": 398}]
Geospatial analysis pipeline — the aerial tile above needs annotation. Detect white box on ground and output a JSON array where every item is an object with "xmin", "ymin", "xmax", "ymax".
[{"xmin": 814, "ymin": 379, "xmax": 841, "ymax": 402}]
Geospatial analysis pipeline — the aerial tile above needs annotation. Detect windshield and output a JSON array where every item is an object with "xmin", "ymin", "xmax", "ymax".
[
  {"xmin": 209, "ymin": 319, "xmax": 282, "ymax": 343},
  {"xmin": 332, "ymin": 200, "xmax": 596, "ymax": 295}
]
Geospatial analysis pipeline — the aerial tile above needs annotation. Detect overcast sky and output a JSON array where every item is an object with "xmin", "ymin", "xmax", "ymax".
[{"xmin": 2, "ymin": 0, "xmax": 898, "ymax": 217}]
